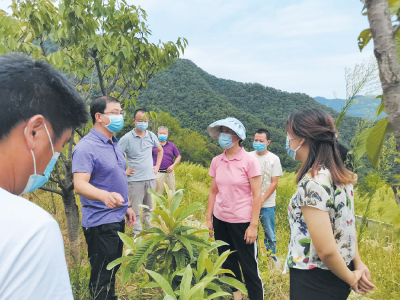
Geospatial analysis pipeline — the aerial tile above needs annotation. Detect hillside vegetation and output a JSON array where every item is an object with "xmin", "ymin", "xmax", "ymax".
[{"xmin": 136, "ymin": 59, "xmax": 359, "ymax": 171}]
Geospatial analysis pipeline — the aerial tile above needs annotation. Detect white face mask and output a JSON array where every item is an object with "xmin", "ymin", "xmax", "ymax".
[{"xmin": 22, "ymin": 123, "xmax": 60, "ymax": 195}]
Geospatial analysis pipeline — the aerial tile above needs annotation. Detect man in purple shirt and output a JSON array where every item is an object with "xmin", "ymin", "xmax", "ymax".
[
  {"xmin": 72, "ymin": 96, "xmax": 135, "ymax": 300},
  {"xmin": 152, "ymin": 126, "xmax": 181, "ymax": 194}
]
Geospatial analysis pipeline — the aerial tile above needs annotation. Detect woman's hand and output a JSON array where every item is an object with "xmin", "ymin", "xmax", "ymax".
[
  {"xmin": 244, "ymin": 224, "xmax": 258, "ymax": 244},
  {"xmin": 207, "ymin": 219, "xmax": 214, "ymax": 238},
  {"xmin": 352, "ymin": 262, "xmax": 376, "ymax": 294}
]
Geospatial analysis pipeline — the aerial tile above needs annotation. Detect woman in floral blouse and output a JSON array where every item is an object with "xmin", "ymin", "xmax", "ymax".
[{"xmin": 284, "ymin": 109, "xmax": 376, "ymax": 300}]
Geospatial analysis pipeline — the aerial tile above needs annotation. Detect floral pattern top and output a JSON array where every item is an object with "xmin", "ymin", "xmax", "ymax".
[{"xmin": 283, "ymin": 168, "xmax": 355, "ymax": 273}]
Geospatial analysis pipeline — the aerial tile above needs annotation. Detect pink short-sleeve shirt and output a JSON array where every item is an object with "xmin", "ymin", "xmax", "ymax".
[{"xmin": 209, "ymin": 147, "xmax": 261, "ymax": 223}]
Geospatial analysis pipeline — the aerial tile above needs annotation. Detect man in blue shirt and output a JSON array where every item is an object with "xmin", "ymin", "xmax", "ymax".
[
  {"xmin": 120, "ymin": 109, "xmax": 163, "ymax": 236},
  {"xmin": 73, "ymin": 96, "xmax": 135, "ymax": 300}
]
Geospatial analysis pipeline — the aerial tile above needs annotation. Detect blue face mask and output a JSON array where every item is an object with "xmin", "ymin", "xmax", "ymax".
[
  {"xmin": 286, "ymin": 136, "xmax": 302, "ymax": 160},
  {"xmin": 219, "ymin": 133, "xmax": 234, "ymax": 149},
  {"xmin": 253, "ymin": 142, "xmax": 266, "ymax": 152},
  {"xmin": 22, "ymin": 123, "xmax": 60, "ymax": 195},
  {"xmin": 102, "ymin": 114, "xmax": 124, "ymax": 133},
  {"xmin": 158, "ymin": 134, "xmax": 168, "ymax": 142},
  {"xmin": 136, "ymin": 122, "xmax": 148, "ymax": 131}
]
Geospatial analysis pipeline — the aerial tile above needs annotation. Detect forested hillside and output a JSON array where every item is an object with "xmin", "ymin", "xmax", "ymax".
[{"xmin": 136, "ymin": 59, "xmax": 359, "ymax": 171}]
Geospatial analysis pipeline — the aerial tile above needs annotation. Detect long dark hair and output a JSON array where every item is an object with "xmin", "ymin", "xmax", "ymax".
[{"xmin": 286, "ymin": 109, "xmax": 357, "ymax": 186}]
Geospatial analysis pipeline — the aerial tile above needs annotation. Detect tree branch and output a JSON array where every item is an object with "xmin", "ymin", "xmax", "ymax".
[
  {"xmin": 106, "ymin": 64, "xmax": 122, "ymax": 94},
  {"xmin": 95, "ymin": 56, "xmax": 106, "ymax": 96},
  {"xmin": 39, "ymin": 186, "xmax": 63, "ymax": 196},
  {"xmin": 75, "ymin": 129, "xmax": 84, "ymax": 138}
]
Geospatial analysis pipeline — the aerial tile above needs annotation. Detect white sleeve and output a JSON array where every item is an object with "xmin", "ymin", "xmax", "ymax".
[
  {"xmin": 271, "ymin": 156, "xmax": 283, "ymax": 177},
  {"xmin": 2, "ymin": 219, "xmax": 73, "ymax": 300}
]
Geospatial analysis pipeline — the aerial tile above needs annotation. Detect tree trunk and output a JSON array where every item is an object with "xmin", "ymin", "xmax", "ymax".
[
  {"xmin": 62, "ymin": 188, "xmax": 81, "ymax": 261},
  {"xmin": 366, "ymin": 0, "xmax": 400, "ymax": 150},
  {"xmin": 393, "ymin": 185, "xmax": 400, "ymax": 204}
]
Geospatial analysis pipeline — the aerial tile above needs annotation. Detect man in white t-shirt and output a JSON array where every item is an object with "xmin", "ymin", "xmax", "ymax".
[
  {"xmin": 0, "ymin": 54, "xmax": 89, "ymax": 299},
  {"xmin": 249, "ymin": 129, "xmax": 283, "ymax": 262}
]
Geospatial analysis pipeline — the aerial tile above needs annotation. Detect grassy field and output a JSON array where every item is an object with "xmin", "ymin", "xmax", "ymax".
[{"xmin": 27, "ymin": 162, "xmax": 400, "ymax": 299}]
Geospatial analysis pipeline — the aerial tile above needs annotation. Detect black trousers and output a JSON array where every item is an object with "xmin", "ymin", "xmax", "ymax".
[
  {"xmin": 289, "ymin": 261, "xmax": 354, "ymax": 300},
  {"xmin": 83, "ymin": 220, "xmax": 125, "ymax": 300},
  {"xmin": 213, "ymin": 216, "xmax": 264, "ymax": 300}
]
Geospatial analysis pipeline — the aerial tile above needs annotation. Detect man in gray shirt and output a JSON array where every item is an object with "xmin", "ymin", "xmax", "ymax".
[{"xmin": 120, "ymin": 109, "xmax": 163, "ymax": 236}]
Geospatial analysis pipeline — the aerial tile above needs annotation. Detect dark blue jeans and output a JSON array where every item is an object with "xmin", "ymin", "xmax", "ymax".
[{"xmin": 259, "ymin": 207, "xmax": 277, "ymax": 261}]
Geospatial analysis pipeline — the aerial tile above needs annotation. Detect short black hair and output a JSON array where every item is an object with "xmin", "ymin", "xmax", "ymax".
[
  {"xmin": 0, "ymin": 54, "xmax": 89, "ymax": 141},
  {"xmin": 134, "ymin": 108, "xmax": 146, "ymax": 119},
  {"xmin": 255, "ymin": 128, "xmax": 271, "ymax": 140},
  {"xmin": 90, "ymin": 96, "xmax": 119, "ymax": 124}
]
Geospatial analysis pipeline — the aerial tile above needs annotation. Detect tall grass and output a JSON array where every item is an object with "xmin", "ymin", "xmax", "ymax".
[{"xmin": 27, "ymin": 162, "xmax": 399, "ymax": 299}]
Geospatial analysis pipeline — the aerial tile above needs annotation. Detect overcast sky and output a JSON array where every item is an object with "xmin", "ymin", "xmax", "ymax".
[{"xmin": 0, "ymin": 0, "xmax": 374, "ymax": 98}]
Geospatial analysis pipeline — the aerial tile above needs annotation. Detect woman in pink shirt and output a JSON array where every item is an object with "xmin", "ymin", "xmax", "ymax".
[{"xmin": 206, "ymin": 117, "xmax": 263, "ymax": 300}]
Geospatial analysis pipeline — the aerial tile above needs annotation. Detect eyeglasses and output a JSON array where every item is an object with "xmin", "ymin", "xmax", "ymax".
[{"xmin": 103, "ymin": 110, "xmax": 126, "ymax": 117}]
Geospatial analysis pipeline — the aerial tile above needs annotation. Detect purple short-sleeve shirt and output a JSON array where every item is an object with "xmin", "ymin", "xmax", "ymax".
[
  {"xmin": 72, "ymin": 128, "xmax": 128, "ymax": 228},
  {"xmin": 152, "ymin": 141, "xmax": 180, "ymax": 169}
]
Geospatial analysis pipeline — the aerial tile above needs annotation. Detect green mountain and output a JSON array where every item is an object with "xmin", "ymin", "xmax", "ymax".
[{"xmin": 137, "ymin": 59, "xmax": 358, "ymax": 171}]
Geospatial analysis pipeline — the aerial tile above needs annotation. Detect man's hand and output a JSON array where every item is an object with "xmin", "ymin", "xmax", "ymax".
[
  {"xmin": 126, "ymin": 167, "xmax": 135, "ymax": 177},
  {"xmin": 167, "ymin": 165, "xmax": 174, "ymax": 173},
  {"xmin": 153, "ymin": 165, "xmax": 160, "ymax": 175},
  {"xmin": 244, "ymin": 224, "xmax": 258, "ymax": 244},
  {"xmin": 102, "ymin": 192, "xmax": 124, "ymax": 209},
  {"xmin": 126, "ymin": 207, "xmax": 136, "ymax": 227}
]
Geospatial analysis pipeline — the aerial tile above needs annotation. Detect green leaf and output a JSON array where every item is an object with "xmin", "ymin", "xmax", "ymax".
[
  {"xmin": 145, "ymin": 270, "xmax": 176, "ymax": 299},
  {"xmin": 218, "ymin": 276, "xmax": 248, "ymax": 295},
  {"xmin": 366, "ymin": 118, "xmax": 392, "ymax": 168},
  {"xmin": 207, "ymin": 292, "xmax": 231, "ymax": 300},
  {"xmin": 187, "ymin": 282, "xmax": 205, "ymax": 300},
  {"xmin": 121, "ymin": 264, "xmax": 131, "ymax": 285},
  {"xmin": 171, "ymin": 225, "xmax": 197, "ymax": 235},
  {"xmin": 354, "ymin": 127, "xmax": 373, "ymax": 159},
  {"xmin": 176, "ymin": 202, "xmax": 204, "ymax": 222},
  {"xmin": 172, "ymin": 206, "xmax": 186, "ymax": 219},
  {"xmin": 148, "ymin": 188, "xmax": 169, "ymax": 209},
  {"xmin": 174, "ymin": 249, "xmax": 187, "ymax": 270},
  {"xmin": 176, "ymin": 235, "xmax": 193, "ymax": 260},
  {"xmin": 135, "ymin": 227, "xmax": 165, "ymax": 238},
  {"xmin": 130, "ymin": 235, "xmax": 165, "ymax": 273},
  {"xmin": 197, "ymin": 248, "xmax": 208, "ymax": 282},
  {"xmin": 213, "ymin": 250, "xmax": 233, "ymax": 271},
  {"xmin": 357, "ymin": 29, "xmax": 372, "ymax": 52},
  {"xmin": 143, "ymin": 281, "xmax": 160, "ymax": 288},
  {"xmin": 163, "ymin": 296, "xmax": 175, "ymax": 300},
  {"xmin": 206, "ymin": 282, "xmax": 224, "ymax": 293},
  {"xmin": 172, "ymin": 242, "xmax": 183, "ymax": 252},
  {"xmin": 106, "ymin": 255, "xmax": 132, "ymax": 270},
  {"xmin": 205, "ymin": 258, "xmax": 213, "ymax": 273},
  {"xmin": 153, "ymin": 209, "xmax": 171, "ymax": 225},
  {"xmin": 118, "ymin": 232, "xmax": 136, "ymax": 250},
  {"xmin": 169, "ymin": 189, "xmax": 183, "ymax": 216},
  {"xmin": 180, "ymin": 265, "xmax": 192, "ymax": 300},
  {"xmin": 376, "ymin": 99, "xmax": 385, "ymax": 117},
  {"xmin": 181, "ymin": 234, "xmax": 210, "ymax": 247}
]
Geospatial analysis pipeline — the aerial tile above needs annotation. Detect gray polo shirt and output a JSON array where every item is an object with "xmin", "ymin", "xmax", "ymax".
[{"xmin": 120, "ymin": 129, "xmax": 160, "ymax": 182}]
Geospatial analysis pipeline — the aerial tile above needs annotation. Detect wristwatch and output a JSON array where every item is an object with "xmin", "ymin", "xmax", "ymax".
[{"xmin": 128, "ymin": 205, "xmax": 132, "ymax": 208}]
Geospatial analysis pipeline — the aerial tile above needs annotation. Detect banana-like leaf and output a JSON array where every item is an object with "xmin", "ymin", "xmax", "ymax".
[
  {"xmin": 205, "ymin": 258, "xmax": 213, "ymax": 274},
  {"xmin": 117, "ymin": 231, "xmax": 136, "ymax": 250},
  {"xmin": 187, "ymin": 282, "xmax": 205, "ymax": 300},
  {"xmin": 206, "ymin": 282, "xmax": 224, "ymax": 293},
  {"xmin": 135, "ymin": 227, "xmax": 166, "ymax": 238},
  {"xmin": 218, "ymin": 276, "xmax": 248, "ymax": 295},
  {"xmin": 176, "ymin": 235, "xmax": 193, "ymax": 260},
  {"xmin": 207, "ymin": 240, "xmax": 229, "ymax": 252},
  {"xmin": 130, "ymin": 235, "xmax": 166, "ymax": 273},
  {"xmin": 107, "ymin": 255, "xmax": 132, "ymax": 270},
  {"xmin": 171, "ymin": 225, "xmax": 197, "ymax": 235},
  {"xmin": 172, "ymin": 206, "xmax": 186, "ymax": 219},
  {"xmin": 207, "ymin": 292, "xmax": 231, "ymax": 299},
  {"xmin": 121, "ymin": 264, "xmax": 131, "ymax": 285},
  {"xmin": 181, "ymin": 234, "xmax": 210, "ymax": 247},
  {"xmin": 180, "ymin": 265, "xmax": 193, "ymax": 300},
  {"xmin": 196, "ymin": 248, "xmax": 208, "ymax": 282},
  {"xmin": 145, "ymin": 269, "xmax": 177, "ymax": 300},
  {"xmin": 366, "ymin": 118, "xmax": 392, "ymax": 168},
  {"xmin": 176, "ymin": 202, "xmax": 204, "ymax": 222},
  {"xmin": 169, "ymin": 189, "xmax": 183, "ymax": 216},
  {"xmin": 148, "ymin": 188, "xmax": 168, "ymax": 210},
  {"xmin": 213, "ymin": 250, "xmax": 233, "ymax": 271},
  {"xmin": 154, "ymin": 209, "xmax": 172, "ymax": 225}
]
